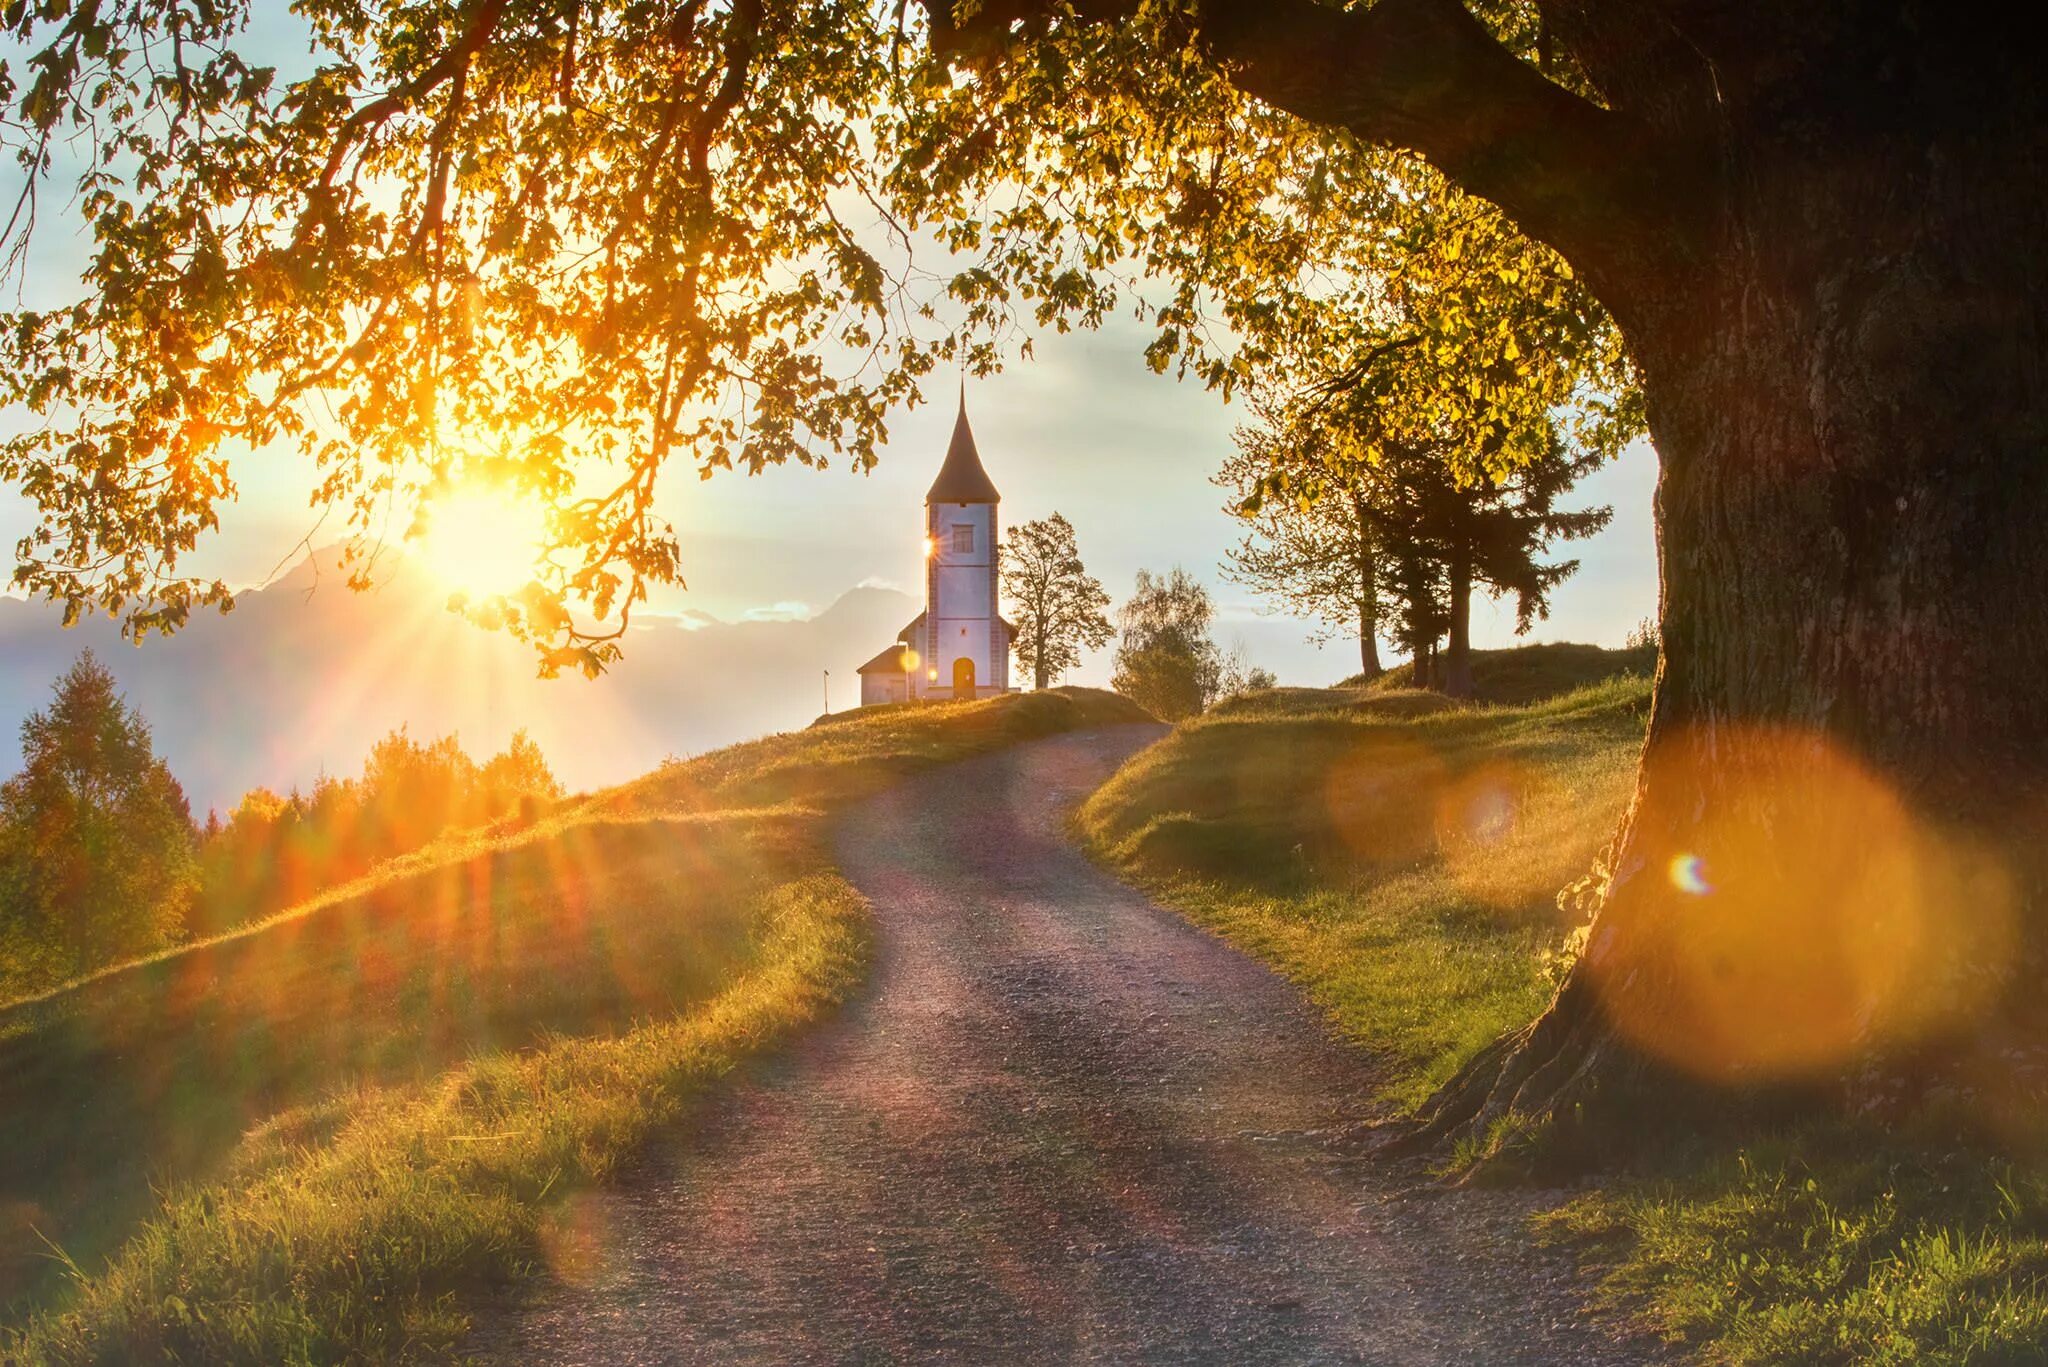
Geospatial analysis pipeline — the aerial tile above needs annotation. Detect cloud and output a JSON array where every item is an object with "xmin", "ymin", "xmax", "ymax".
[
  {"xmin": 636, "ymin": 607, "xmax": 723, "ymax": 632},
  {"xmin": 1215, "ymin": 599, "xmax": 1279, "ymax": 623},
  {"xmin": 741, "ymin": 600, "xmax": 812, "ymax": 623},
  {"xmin": 856, "ymin": 575, "xmax": 904, "ymax": 592}
]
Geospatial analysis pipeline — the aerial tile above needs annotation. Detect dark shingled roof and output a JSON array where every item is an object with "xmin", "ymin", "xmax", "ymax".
[{"xmin": 925, "ymin": 393, "xmax": 1000, "ymax": 505}]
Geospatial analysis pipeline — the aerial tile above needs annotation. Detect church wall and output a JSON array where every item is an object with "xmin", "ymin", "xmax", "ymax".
[
  {"xmin": 924, "ymin": 502, "xmax": 1005, "ymax": 696},
  {"xmin": 860, "ymin": 671, "xmax": 909, "ymax": 707}
]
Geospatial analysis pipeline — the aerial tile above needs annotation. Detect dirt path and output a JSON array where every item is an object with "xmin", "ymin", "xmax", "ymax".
[{"xmin": 477, "ymin": 727, "xmax": 1662, "ymax": 1365}]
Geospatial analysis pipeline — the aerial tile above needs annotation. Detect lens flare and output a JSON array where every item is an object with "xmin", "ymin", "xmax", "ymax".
[
  {"xmin": 1586, "ymin": 726, "xmax": 2017, "ymax": 1082},
  {"xmin": 1321, "ymin": 734, "xmax": 1446, "ymax": 865},
  {"xmin": 1668, "ymin": 853, "xmax": 1711, "ymax": 895}
]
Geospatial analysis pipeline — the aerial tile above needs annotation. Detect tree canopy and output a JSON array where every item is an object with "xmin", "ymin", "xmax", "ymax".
[
  {"xmin": 1002, "ymin": 512, "xmax": 1113, "ymax": 690},
  {"xmin": 0, "ymin": 652, "xmax": 195, "ymax": 988},
  {"xmin": 0, "ymin": 0, "xmax": 1635, "ymax": 672}
]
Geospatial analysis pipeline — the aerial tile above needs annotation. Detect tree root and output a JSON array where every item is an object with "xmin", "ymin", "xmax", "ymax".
[{"xmin": 1378, "ymin": 975, "xmax": 1652, "ymax": 1173}]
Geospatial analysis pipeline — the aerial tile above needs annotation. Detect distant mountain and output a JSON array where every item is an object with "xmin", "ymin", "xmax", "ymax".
[{"xmin": 0, "ymin": 552, "xmax": 918, "ymax": 811}]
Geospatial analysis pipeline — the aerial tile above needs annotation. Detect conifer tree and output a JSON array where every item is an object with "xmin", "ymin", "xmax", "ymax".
[{"xmin": 0, "ymin": 653, "xmax": 195, "ymax": 982}]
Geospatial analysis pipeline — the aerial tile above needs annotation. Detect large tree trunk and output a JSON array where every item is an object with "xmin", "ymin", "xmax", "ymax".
[
  {"xmin": 938, "ymin": 0, "xmax": 2048, "ymax": 1155},
  {"xmin": 1441, "ymin": 555, "xmax": 1475, "ymax": 698},
  {"xmin": 1410, "ymin": 84, "xmax": 2048, "ymax": 1158},
  {"xmin": 1358, "ymin": 628, "xmax": 1381, "ymax": 679}
]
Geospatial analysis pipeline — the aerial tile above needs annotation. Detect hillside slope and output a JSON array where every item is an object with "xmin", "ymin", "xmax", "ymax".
[
  {"xmin": 1079, "ymin": 672, "xmax": 1649, "ymax": 1107},
  {"xmin": 1, "ymin": 688, "xmax": 1144, "ymax": 1362},
  {"xmin": 1082, "ymin": 656, "xmax": 2048, "ymax": 1365},
  {"xmin": 1355, "ymin": 641, "xmax": 1657, "ymax": 705}
]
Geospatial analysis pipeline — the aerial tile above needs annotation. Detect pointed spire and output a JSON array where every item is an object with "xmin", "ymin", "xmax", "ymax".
[{"xmin": 925, "ymin": 386, "xmax": 1001, "ymax": 504}]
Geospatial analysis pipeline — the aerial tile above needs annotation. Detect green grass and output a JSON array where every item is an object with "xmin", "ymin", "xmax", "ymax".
[
  {"xmin": 1540, "ymin": 1129, "xmax": 2048, "ymax": 1364},
  {"xmin": 1, "ymin": 686, "xmax": 1144, "ymax": 1362},
  {"xmin": 1085, "ymin": 647, "xmax": 2048, "ymax": 1364},
  {"xmin": 1346, "ymin": 640, "xmax": 1659, "ymax": 704},
  {"xmin": 1077, "ymin": 664, "xmax": 1649, "ymax": 1106}
]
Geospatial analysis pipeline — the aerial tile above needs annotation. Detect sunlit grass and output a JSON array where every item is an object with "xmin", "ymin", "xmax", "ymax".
[
  {"xmin": 1077, "ymin": 670, "xmax": 1647, "ymax": 1107},
  {"xmin": 11, "ymin": 873, "xmax": 866, "ymax": 1364},
  {"xmin": 1540, "ymin": 1131, "xmax": 2048, "ymax": 1365},
  {"xmin": 0, "ymin": 686, "xmax": 1146, "ymax": 1361},
  {"xmin": 1082, "ymin": 648, "xmax": 2048, "ymax": 1363}
]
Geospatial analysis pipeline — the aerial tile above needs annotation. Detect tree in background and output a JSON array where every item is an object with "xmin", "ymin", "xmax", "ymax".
[
  {"xmin": 1381, "ymin": 549, "xmax": 1451, "ymax": 691},
  {"xmin": 1381, "ymin": 432, "xmax": 1613, "ymax": 698},
  {"xmin": 1217, "ymin": 643, "xmax": 1278, "ymax": 698},
  {"xmin": 0, "ymin": 653, "xmax": 195, "ymax": 989},
  {"xmin": 194, "ymin": 728, "xmax": 564, "ymax": 936},
  {"xmin": 1229, "ymin": 384, "xmax": 1611, "ymax": 699},
  {"xmin": 1112, "ymin": 569, "xmax": 1223, "ymax": 723},
  {"xmin": 1002, "ymin": 514, "xmax": 1114, "ymax": 690},
  {"xmin": 1218, "ymin": 411, "xmax": 1387, "ymax": 680},
  {"xmin": 479, "ymin": 731, "xmax": 566, "ymax": 815}
]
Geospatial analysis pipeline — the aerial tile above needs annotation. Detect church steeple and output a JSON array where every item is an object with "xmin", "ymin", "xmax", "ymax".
[
  {"xmin": 856, "ymin": 386, "xmax": 1011, "ymax": 707},
  {"xmin": 925, "ymin": 388, "xmax": 1001, "ymax": 504}
]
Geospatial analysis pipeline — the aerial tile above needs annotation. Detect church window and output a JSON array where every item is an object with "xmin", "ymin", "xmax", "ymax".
[{"xmin": 952, "ymin": 524, "xmax": 974, "ymax": 553}]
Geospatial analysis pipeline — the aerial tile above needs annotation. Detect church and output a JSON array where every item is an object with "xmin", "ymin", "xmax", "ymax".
[{"xmin": 854, "ymin": 395, "xmax": 1015, "ymax": 706}]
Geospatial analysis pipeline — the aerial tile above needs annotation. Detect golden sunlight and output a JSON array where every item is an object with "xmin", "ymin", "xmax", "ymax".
[
  {"xmin": 417, "ymin": 484, "xmax": 547, "ymax": 599},
  {"xmin": 1586, "ymin": 726, "xmax": 2019, "ymax": 1083}
]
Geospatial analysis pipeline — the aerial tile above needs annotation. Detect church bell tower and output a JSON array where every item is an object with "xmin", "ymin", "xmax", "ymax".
[{"xmin": 920, "ymin": 393, "xmax": 1007, "ymax": 699}]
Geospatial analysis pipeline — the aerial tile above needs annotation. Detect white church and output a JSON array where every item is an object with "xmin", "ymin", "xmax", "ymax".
[{"xmin": 854, "ymin": 395, "xmax": 1015, "ymax": 706}]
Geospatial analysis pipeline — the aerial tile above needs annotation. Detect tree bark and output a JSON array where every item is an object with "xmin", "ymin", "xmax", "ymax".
[
  {"xmin": 1404, "ymin": 61, "xmax": 2048, "ymax": 1157},
  {"xmin": 1352, "ymin": 492, "xmax": 1383, "ymax": 679},
  {"xmin": 1441, "ymin": 554, "xmax": 1474, "ymax": 698}
]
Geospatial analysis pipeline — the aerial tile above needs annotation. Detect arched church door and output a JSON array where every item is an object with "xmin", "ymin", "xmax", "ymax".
[{"xmin": 953, "ymin": 656, "xmax": 976, "ymax": 698}]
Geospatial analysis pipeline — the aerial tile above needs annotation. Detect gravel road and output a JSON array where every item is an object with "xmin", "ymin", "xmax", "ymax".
[{"xmin": 475, "ymin": 726, "xmax": 1664, "ymax": 1365}]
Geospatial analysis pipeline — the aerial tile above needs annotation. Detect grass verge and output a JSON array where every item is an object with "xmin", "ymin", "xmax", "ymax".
[
  {"xmin": 1537, "ymin": 1124, "xmax": 2048, "ymax": 1364},
  {"xmin": 1077, "ymin": 667, "xmax": 1647, "ymax": 1107},
  {"xmin": 2, "ymin": 687, "xmax": 1144, "ymax": 1362},
  {"xmin": 1084, "ymin": 647, "xmax": 2048, "ymax": 1364}
]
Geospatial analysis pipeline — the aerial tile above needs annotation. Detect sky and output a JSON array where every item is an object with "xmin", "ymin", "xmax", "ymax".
[
  {"xmin": 0, "ymin": 307, "xmax": 1662, "ymax": 715},
  {"xmin": 651, "ymin": 322, "xmax": 1661, "ymax": 698},
  {"xmin": 0, "ymin": 10, "xmax": 1663, "ymax": 720}
]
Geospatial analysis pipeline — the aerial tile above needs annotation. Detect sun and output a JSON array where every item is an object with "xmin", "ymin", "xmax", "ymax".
[{"xmin": 417, "ymin": 484, "xmax": 547, "ymax": 599}]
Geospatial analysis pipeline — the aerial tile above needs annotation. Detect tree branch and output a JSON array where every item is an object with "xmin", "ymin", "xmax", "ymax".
[
  {"xmin": 315, "ymin": 0, "xmax": 511, "ymax": 193},
  {"xmin": 929, "ymin": 0, "xmax": 1699, "ymax": 320}
]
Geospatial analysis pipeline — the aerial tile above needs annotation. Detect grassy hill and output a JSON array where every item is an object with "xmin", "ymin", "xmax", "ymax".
[
  {"xmin": 1355, "ymin": 640, "xmax": 1658, "ymax": 704},
  {"xmin": 0, "ymin": 687, "xmax": 1145, "ymax": 1363},
  {"xmin": 1079, "ymin": 667, "xmax": 1649, "ymax": 1107},
  {"xmin": 1082, "ymin": 651, "xmax": 2048, "ymax": 1364}
]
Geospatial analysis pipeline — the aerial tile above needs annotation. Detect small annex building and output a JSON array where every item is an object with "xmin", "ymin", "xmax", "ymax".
[{"xmin": 856, "ymin": 394, "xmax": 1016, "ymax": 706}]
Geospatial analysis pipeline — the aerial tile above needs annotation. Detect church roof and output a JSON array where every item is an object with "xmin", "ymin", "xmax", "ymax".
[
  {"xmin": 855, "ymin": 642, "xmax": 914, "ymax": 675},
  {"xmin": 926, "ymin": 392, "xmax": 1001, "ymax": 505}
]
